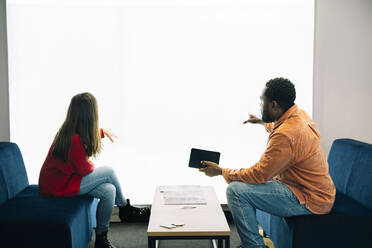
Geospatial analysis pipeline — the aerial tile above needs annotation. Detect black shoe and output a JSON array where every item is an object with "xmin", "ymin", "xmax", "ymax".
[
  {"xmin": 95, "ymin": 231, "xmax": 117, "ymax": 248},
  {"xmin": 119, "ymin": 199, "xmax": 151, "ymax": 222},
  {"xmin": 236, "ymin": 244, "xmax": 268, "ymax": 248}
]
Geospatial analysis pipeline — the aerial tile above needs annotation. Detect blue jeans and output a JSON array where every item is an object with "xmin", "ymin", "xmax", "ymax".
[
  {"xmin": 78, "ymin": 166, "xmax": 126, "ymax": 234},
  {"xmin": 226, "ymin": 180, "xmax": 312, "ymax": 248}
]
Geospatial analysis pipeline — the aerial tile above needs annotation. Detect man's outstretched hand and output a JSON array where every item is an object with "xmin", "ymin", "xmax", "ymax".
[
  {"xmin": 199, "ymin": 161, "xmax": 223, "ymax": 177},
  {"xmin": 243, "ymin": 114, "xmax": 264, "ymax": 124}
]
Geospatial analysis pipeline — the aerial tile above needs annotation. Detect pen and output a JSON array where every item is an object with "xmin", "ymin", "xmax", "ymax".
[{"xmin": 181, "ymin": 206, "xmax": 196, "ymax": 209}]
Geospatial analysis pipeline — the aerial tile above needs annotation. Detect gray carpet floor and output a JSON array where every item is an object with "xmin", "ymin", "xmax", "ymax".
[
  {"xmin": 87, "ymin": 207, "xmax": 275, "ymax": 248},
  {"xmin": 87, "ymin": 221, "xmax": 275, "ymax": 248},
  {"xmin": 88, "ymin": 221, "xmax": 241, "ymax": 248}
]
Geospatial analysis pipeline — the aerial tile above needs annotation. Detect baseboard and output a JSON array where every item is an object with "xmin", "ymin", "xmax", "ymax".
[{"xmin": 111, "ymin": 204, "xmax": 233, "ymax": 223}]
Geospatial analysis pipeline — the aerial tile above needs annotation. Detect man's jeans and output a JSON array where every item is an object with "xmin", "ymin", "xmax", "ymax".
[
  {"xmin": 78, "ymin": 166, "xmax": 126, "ymax": 234},
  {"xmin": 226, "ymin": 180, "xmax": 312, "ymax": 248}
]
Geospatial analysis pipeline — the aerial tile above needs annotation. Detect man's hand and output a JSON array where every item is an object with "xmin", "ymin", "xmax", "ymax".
[
  {"xmin": 199, "ymin": 161, "xmax": 223, "ymax": 177},
  {"xmin": 102, "ymin": 128, "xmax": 118, "ymax": 143},
  {"xmin": 243, "ymin": 114, "xmax": 264, "ymax": 125}
]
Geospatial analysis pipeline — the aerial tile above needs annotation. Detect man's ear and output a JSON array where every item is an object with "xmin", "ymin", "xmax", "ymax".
[
  {"xmin": 272, "ymin": 100, "xmax": 279, "ymax": 109},
  {"xmin": 272, "ymin": 100, "xmax": 283, "ymax": 112}
]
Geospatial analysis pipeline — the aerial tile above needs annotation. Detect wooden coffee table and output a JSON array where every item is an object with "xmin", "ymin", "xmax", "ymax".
[{"xmin": 147, "ymin": 186, "xmax": 230, "ymax": 248}]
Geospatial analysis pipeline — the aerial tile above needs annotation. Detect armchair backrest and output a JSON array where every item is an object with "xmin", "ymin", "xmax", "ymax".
[
  {"xmin": 0, "ymin": 142, "xmax": 29, "ymax": 205},
  {"xmin": 328, "ymin": 138, "xmax": 372, "ymax": 211}
]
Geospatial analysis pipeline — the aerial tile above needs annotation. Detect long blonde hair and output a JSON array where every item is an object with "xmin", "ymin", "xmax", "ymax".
[{"xmin": 52, "ymin": 92, "xmax": 101, "ymax": 162}]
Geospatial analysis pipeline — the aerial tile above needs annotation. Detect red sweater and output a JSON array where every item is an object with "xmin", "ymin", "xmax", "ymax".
[{"xmin": 39, "ymin": 130, "xmax": 104, "ymax": 197}]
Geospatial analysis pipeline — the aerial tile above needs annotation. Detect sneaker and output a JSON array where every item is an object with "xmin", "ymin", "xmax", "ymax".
[
  {"xmin": 95, "ymin": 231, "xmax": 117, "ymax": 248},
  {"xmin": 119, "ymin": 199, "xmax": 151, "ymax": 222}
]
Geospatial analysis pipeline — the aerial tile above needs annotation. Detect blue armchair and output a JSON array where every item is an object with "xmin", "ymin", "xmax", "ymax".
[
  {"xmin": 256, "ymin": 138, "xmax": 372, "ymax": 248},
  {"xmin": 0, "ymin": 142, "xmax": 98, "ymax": 248}
]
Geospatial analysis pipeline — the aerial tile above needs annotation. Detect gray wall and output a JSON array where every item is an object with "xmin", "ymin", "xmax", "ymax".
[
  {"xmin": 0, "ymin": 0, "xmax": 10, "ymax": 141},
  {"xmin": 313, "ymin": 0, "xmax": 372, "ymax": 156}
]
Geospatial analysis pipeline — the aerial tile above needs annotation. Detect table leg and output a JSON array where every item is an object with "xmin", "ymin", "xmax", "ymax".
[
  {"xmin": 148, "ymin": 237, "xmax": 156, "ymax": 248},
  {"xmin": 218, "ymin": 239, "xmax": 223, "ymax": 248},
  {"xmin": 225, "ymin": 236, "xmax": 230, "ymax": 248}
]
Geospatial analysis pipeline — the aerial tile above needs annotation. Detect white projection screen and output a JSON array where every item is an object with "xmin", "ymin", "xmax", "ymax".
[{"xmin": 7, "ymin": 0, "xmax": 314, "ymax": 203}]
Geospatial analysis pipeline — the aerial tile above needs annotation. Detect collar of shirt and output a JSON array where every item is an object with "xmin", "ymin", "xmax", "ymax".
[{"xmin": 273, "ymin": 104, "xmax": 299, "ymax": 130}]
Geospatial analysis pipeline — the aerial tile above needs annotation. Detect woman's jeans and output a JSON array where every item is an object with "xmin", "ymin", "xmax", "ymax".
[
  {"xmin": 78, "ymin": 166, "xmax": 126, "ymax": 234},
  {"xmin": 226, "ymin": 180, "xmax": 312, "ymax": 248}
]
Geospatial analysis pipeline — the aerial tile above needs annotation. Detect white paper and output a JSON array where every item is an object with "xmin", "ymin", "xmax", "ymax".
[
  {"xmin": 160, "ymin": 185, "xmax": 207, "ymax": 205},
  {"xmin": 159, "ymin": 185, "xmax": 201, "ymax": 193}
]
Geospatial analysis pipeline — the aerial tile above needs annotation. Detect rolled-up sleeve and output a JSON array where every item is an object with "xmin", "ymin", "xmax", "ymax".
[{"xmin": 222, "ymin": 133, "xmax": 293, "ymax": 184}]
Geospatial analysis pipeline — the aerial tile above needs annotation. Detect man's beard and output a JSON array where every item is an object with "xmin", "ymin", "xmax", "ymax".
[{"xmin": 262, "ymin": 105, "xmax": 274, "ymax": 123}]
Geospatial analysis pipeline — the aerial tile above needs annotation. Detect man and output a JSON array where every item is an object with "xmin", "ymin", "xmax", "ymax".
[{"xmin": 199, "ymin": 78, "xmax": 336, "ymax": 248}]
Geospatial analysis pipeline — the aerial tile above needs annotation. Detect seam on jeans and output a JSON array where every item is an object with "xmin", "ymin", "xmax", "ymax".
[
  {"xmin": 233, "ymin": 192, "xmax": 264, "ymax": 248},
  {"xmin": 81, "ymin": 175, "xmax": 126, "ymax": 207},
  {"xmin": 285, "ymin": 204, "xmax": 311, "ymax": 216},
  {"xmin": 244, "ymin": 191, "xmax": 304, "ymax": 216},
  {"xmin": 239, "ymin": 181, "xmax": 296, "ymax": 202},
  {"xmin": 79, "ymin": 176, "xmax": 111, "ymax": 194},
  {"xmin": 236, "ymin": 182, "xmax": 306, "ymax": 218},
  {"xmin": 237, "ymin": 191, "xmax": 293, "ymax": 209},
  {"xmin": 93, "ymin": 184, "xmax": 112, "ymax": 233}
]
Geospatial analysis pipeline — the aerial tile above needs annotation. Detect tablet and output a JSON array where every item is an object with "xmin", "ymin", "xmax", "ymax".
[{"xmin": 188, "ymin": 148, "xmax": 220, "ymax": 169}]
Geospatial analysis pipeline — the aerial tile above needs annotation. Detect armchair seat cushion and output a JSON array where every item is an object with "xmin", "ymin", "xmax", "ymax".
[
  {"xmin": 331, "ymin": 191, "xmax": 372, "ymax": 217},
  {"xmin": 286, "ymin": 213, "xmax": 372, "ymax": 248},
  {"xmin": 0, "ymin": 185, "xmax": 96, "ymax": 248}
]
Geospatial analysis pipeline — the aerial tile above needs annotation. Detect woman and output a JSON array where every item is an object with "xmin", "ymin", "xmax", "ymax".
[{"xmin": 39, "ymin": 92, "xmax": 150, "ymax": 248}]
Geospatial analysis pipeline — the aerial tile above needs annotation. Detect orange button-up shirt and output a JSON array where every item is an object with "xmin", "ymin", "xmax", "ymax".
[{"xmin": 222, "ymin": 104, "xmax": 336, "ymax": 214}]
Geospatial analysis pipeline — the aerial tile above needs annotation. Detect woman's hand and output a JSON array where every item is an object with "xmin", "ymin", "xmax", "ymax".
[
  {"xmin": 102, "ymin": 128, "xmax": 118, "ymax": 143},
  {"xmin": 243, "ymin": 114, "xmax": 264, "ymax": 125}
]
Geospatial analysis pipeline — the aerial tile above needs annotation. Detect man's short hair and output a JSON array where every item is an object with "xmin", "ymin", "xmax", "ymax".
[{"xmin": 264, "ymin": 77, "xmax": 296, "ymax": 111}]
